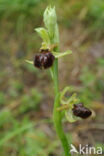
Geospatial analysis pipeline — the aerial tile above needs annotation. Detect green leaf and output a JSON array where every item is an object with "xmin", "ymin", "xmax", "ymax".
[
  {"xmin": 35, "ymin": 27, "xmax": 50, "ymax": 44},
  {"xmin": 52, "ymin": 50, "xmax": 72, "ymax": 58},
  {"xmin": 25, "ymin": 60, "xmax": 33, "ymax": 65}
]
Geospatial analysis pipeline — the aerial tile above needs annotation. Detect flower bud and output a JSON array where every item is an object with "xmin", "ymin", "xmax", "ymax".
[
  {"xmin": 34, "ymin": 49, "xmax": 55, "ymax": 69},
  {"xmin": 72, "ymin": 103, "xmax": 92, "ymax": 119},
  {"xmin": 43, "ymin": 6, "xmax": 57, "ymax": 37}
]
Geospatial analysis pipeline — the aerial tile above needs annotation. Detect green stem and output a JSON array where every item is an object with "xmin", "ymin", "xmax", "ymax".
[{"xmin": 53, "ymin": 58, "xmax": 71, "ymax": 156}]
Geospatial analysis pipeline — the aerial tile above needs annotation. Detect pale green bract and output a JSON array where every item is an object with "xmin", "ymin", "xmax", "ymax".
[
  {"xmin": 43, "ymin": 6, "xmax": 57, "ymax": 40},
  {"xmin": 35, "ymin": 6, "xmax": 59, "ymax": 46},
  {"xmin": 53, "ymin": 24, "xmax": 59, "ymax": 43}
]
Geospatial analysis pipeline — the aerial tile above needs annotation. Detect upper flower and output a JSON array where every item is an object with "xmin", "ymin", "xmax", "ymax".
[{"xmin": 34, "ymin": 49, "xmax": 55, "ymax": 69}]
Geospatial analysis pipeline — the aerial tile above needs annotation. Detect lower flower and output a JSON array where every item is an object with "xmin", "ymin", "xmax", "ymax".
[{"xmin": 72, "ymin": 103, "xmax": 92, "ymax": 119}]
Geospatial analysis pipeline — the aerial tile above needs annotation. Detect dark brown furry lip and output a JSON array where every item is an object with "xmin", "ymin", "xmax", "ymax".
[
  {"xmin": 34, "ymin": 49, "xmax": 55, "ymax": 69},
  {"xmin": 72, "ymin": 103, "xmax": 92, "ymax": 119}
]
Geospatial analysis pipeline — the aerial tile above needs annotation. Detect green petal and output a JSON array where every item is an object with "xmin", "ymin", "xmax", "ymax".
[{"xmin": 60, "ymin": 86, "xmax": 72, "ymax": 105}]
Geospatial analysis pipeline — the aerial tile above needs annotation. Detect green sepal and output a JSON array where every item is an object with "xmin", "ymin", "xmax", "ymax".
[
  {"xmin": 52, "ymin": 50, "xmax": 72, "ymax": 58},
  {"xmin": 25, "ymin": 60, "xmax": 33, "ymax": 65},
  {"xmin": 65, "ymin": 109, "xmax": 78, "ymax": 123},
  {"xmin": 35, "ymin": 27, "xmax": 50, "ymax": 45}
]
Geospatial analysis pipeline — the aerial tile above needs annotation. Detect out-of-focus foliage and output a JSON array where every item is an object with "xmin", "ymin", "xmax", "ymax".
[
  {"xmin": 57, "ymin": 0, "xmax": 104, "ymax": 37},
  {"xmin": 85, "ymin": 0, "xmax": 104, "ymax": 34},
  {"xmin": 79, "ymin": 60, "xmax": 104, "ymax": 106},
  {"xmin": 0, "ymin": 0, "xmax": 104, "ymax": 155},
  {"xmin": 0, "ymin": 117, "xmax": 59, "ymax": 156},
  {"xmin": 19, "ymin": 88, "xmax": 42, "ymax": 114}
]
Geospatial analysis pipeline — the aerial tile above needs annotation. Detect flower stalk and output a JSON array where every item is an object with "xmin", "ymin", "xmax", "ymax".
[
  {"xmin": 52, "ymin": 57, "xmax": 71, "ymax": 156},
  {"xmin": 43, "ymin": 6, "xmax": 71, "ymax": 155}
]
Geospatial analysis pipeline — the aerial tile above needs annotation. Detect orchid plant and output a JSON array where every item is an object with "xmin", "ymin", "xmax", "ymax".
[{"xmin": 26, "ymin": 6, "xmax": 92, "ymax": 156}]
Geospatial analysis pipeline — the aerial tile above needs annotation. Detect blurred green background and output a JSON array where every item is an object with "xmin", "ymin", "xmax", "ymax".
[{"xmin": 0, "ymin": 0, "xmax": 104, "ymax": 155}]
